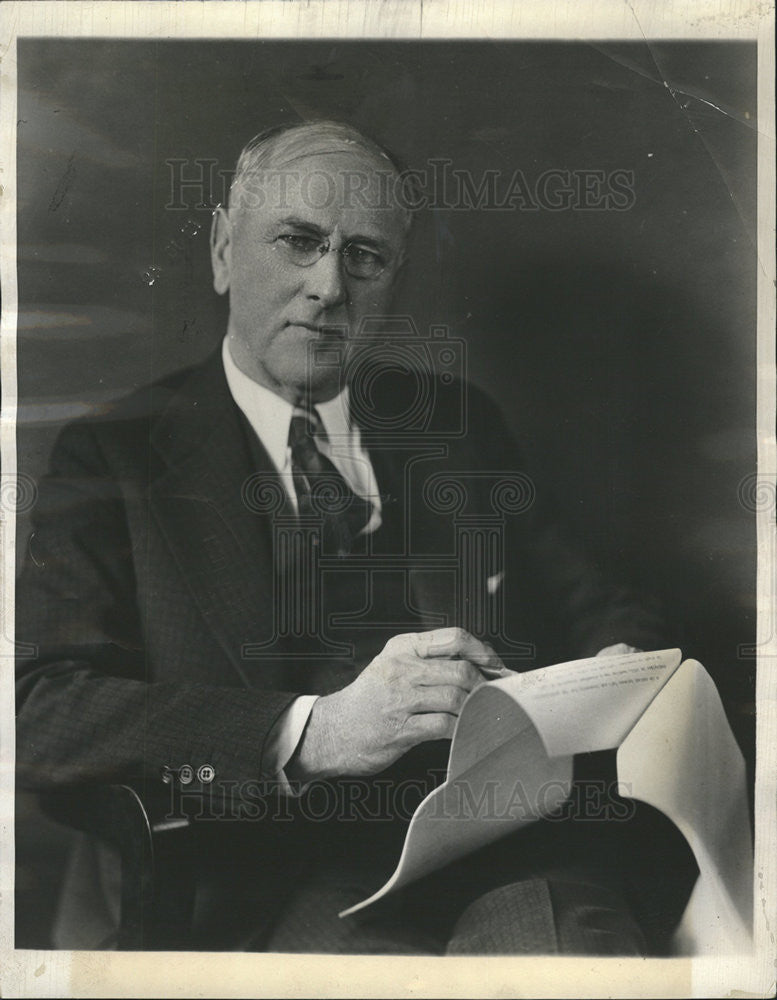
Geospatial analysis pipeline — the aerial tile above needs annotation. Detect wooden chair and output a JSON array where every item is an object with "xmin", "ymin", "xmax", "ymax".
[{"xmin": 38, "ymin": 783, "xmax": 197, "ymax": 950}]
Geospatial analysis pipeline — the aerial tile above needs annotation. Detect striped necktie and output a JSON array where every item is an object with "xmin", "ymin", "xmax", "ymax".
[{"xmin": 288, "ymin": 405, "xmax": 372, "ymax": 556}]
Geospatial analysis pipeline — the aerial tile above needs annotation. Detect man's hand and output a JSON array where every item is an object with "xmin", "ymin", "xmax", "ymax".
[
  {"xmin": 596, "ymin": 643, "xmax": 640, "ymax": 657},
  {"xmin": 286, "ymin": 627, "xmax": 506, "ymax": 781}
]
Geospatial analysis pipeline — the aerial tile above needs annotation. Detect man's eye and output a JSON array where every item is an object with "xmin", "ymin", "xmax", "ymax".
[
  {"xmin": 345, "ymin": 246, "xmax": 382, "ymax": 266},
  {"xmin": 277, "ymin": 234, "xmax": 319, "ymax": 252}
]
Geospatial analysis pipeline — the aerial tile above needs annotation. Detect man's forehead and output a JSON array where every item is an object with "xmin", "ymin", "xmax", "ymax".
[
  {"xmin": 233, "ymin": 150, "xmax": 408, "ymax": 239},
  {"xmin": 275, "ymin": 145, "xmax": 390, "ymax": 173},
  {"xmin": 244, "ymin": 150, "xmax": 394, "ymax": 194}
]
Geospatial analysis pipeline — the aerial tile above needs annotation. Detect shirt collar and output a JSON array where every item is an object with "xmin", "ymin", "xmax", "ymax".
[
  {"xmin": 315, "ymin": 381, "xmax": 352, "ymax": 447},
  {"xmin": 221, "ymin": 335, "xmax": 352, "ymax": 469}
]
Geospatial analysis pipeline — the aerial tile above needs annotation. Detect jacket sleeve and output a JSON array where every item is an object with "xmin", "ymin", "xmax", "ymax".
[{"xmin": 15, "ymin": 420, "xmax": 296, "ymax": 793}]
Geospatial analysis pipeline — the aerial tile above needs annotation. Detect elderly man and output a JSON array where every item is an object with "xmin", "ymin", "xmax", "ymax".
[{"xmin": 16, "ymin": 120, "xmax": 674, "ymax": 953}]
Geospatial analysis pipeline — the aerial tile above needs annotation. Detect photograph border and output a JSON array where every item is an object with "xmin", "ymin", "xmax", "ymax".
[{"xmin": 0, "ymin": 2, "xmax": 774, "ymax": 997}]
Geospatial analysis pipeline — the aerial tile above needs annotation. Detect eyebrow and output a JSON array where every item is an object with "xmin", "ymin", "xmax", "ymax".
[
  {"xmin": 273, "ymin": 216, "xmax": 392, "ymax": 255},
  {"xmin": 274, "ymin": 216, "xmax": 325, "ymax": 236}
]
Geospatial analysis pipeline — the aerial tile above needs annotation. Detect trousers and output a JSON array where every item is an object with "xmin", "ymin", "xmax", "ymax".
[
  {"xmin": 264, "ymin": 857, "xmax": 648, "ymax": 956},
  {"xmin": 52, "ymin": 766, "xmax": 696, "ymax": 953}
]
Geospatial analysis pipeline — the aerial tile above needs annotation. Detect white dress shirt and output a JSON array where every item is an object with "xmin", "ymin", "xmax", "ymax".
[{"xmin": 222, "ymin": 336, "xmax": 381, "ymax": 788}]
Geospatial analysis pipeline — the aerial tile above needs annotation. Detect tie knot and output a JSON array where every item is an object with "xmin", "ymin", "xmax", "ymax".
[{"xmin": 289, "ymin": 407, "xmax": 324, "ymax": 450}]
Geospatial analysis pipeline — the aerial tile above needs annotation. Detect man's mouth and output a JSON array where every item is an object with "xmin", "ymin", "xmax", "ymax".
[{"xmin": 287, "ymin": 321, "xmax": 345, "ymax": 338}]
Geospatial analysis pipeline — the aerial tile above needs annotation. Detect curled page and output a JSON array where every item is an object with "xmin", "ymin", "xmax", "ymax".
[
  {"xmin": 341, "ymin": 648, "xmax": 683, "ymax": 917},
  {"xmin": 617, "ymin": 659, "xmax": 753, "ymax": 955}
]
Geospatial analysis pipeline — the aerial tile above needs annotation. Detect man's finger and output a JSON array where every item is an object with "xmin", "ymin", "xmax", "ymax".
[
  {"xmin": 413, "ymin": 656, "xmax": 483, "ymax": 690},
  {"xmin": 477, "ymin": 661, "xmax": 515, "ymax": 678},
  {"xmin": 596, "ymin": 643, "xmax": 640, "ymax": 657},
  {"xmin": 415, "ymin": 627, "xmax": 505, "ymax": 673},
  {"xmin": 403, "ymin": 712, "xmax": 458, "ymax": 743},
  {"xmin": 410, "ymin": 683, "xmax": 471, "ymax": 715}
]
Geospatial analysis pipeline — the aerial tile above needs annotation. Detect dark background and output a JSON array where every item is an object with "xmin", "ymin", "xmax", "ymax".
[{"xmin": 14, "ymin": 39, "xmax": 757, "ymax": 945}]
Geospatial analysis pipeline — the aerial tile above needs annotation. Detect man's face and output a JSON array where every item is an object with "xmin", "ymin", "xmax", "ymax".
[{"xmin": 211, "ymin": 150, "xmax": 408, "ymax": 403}]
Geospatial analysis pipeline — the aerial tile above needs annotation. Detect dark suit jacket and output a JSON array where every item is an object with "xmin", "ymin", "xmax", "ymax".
[
  {"xmin": 16, "ymin": 345, "xmax": 666, "ymax": 796},
  {"xmin": 16, "ymin": 345, "xmax": 673, "ymax": 948}
]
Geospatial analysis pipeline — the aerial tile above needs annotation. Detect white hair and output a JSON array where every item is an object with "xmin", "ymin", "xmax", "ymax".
[{"xmin": 228, "ymin": 119, "xmax": 416, "ymax": 233}]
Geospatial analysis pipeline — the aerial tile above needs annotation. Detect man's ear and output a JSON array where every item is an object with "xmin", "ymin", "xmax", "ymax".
[{"xmin": 210, "ymin": 206, "xmax": 232, "ymax": 295}]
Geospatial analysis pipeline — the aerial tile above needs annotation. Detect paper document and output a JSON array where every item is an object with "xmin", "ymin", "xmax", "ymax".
[{"xmin": 339, "ymin": 649, "xmax": 753, "ymax": 956}]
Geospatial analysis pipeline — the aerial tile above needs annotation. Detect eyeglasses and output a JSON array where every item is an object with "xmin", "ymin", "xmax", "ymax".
[{"xmin": 272, "ymin": 233, "xmax": 387, "ymax": 280}]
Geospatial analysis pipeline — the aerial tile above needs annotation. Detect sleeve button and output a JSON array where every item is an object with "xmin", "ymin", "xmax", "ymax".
[
  {"xmin": 197, "ymin": 764, "xmax": 215, "ymax": 784},
  {"xmin": 178, "ymin": 764, "xmax": 194, "ymax": 784}
]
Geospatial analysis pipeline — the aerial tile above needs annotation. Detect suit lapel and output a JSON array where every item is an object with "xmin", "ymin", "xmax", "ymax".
[
  {"xmin": 148, "ymin": 356, "xmax": 460, "ymax": 681},
  {"xmin": 149, "ymin": 351, "xmax": 290, "ymax": 688}
]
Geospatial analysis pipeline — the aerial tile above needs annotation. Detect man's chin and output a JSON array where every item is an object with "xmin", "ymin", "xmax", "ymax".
[
  {"xmin": 267, "ymin": 333, "xmax": 345, "ymax": 395},
  {"xmin": 306, "ymin": 375, "xmax": 346, "ymax": 403},
  {"xmin": 268, "ymin": 365, "xmax": 344, "ymax": 403}
]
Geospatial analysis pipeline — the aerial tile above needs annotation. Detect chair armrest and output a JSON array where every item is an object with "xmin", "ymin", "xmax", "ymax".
[{"xmin": 39, "ymin": 783, "xmax": 196, "ymax": 949}]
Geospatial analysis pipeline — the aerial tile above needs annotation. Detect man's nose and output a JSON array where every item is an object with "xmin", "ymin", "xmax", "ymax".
[{"xmin": 304, "ymin": 248, "xmax": 348, "ymax": 308}]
